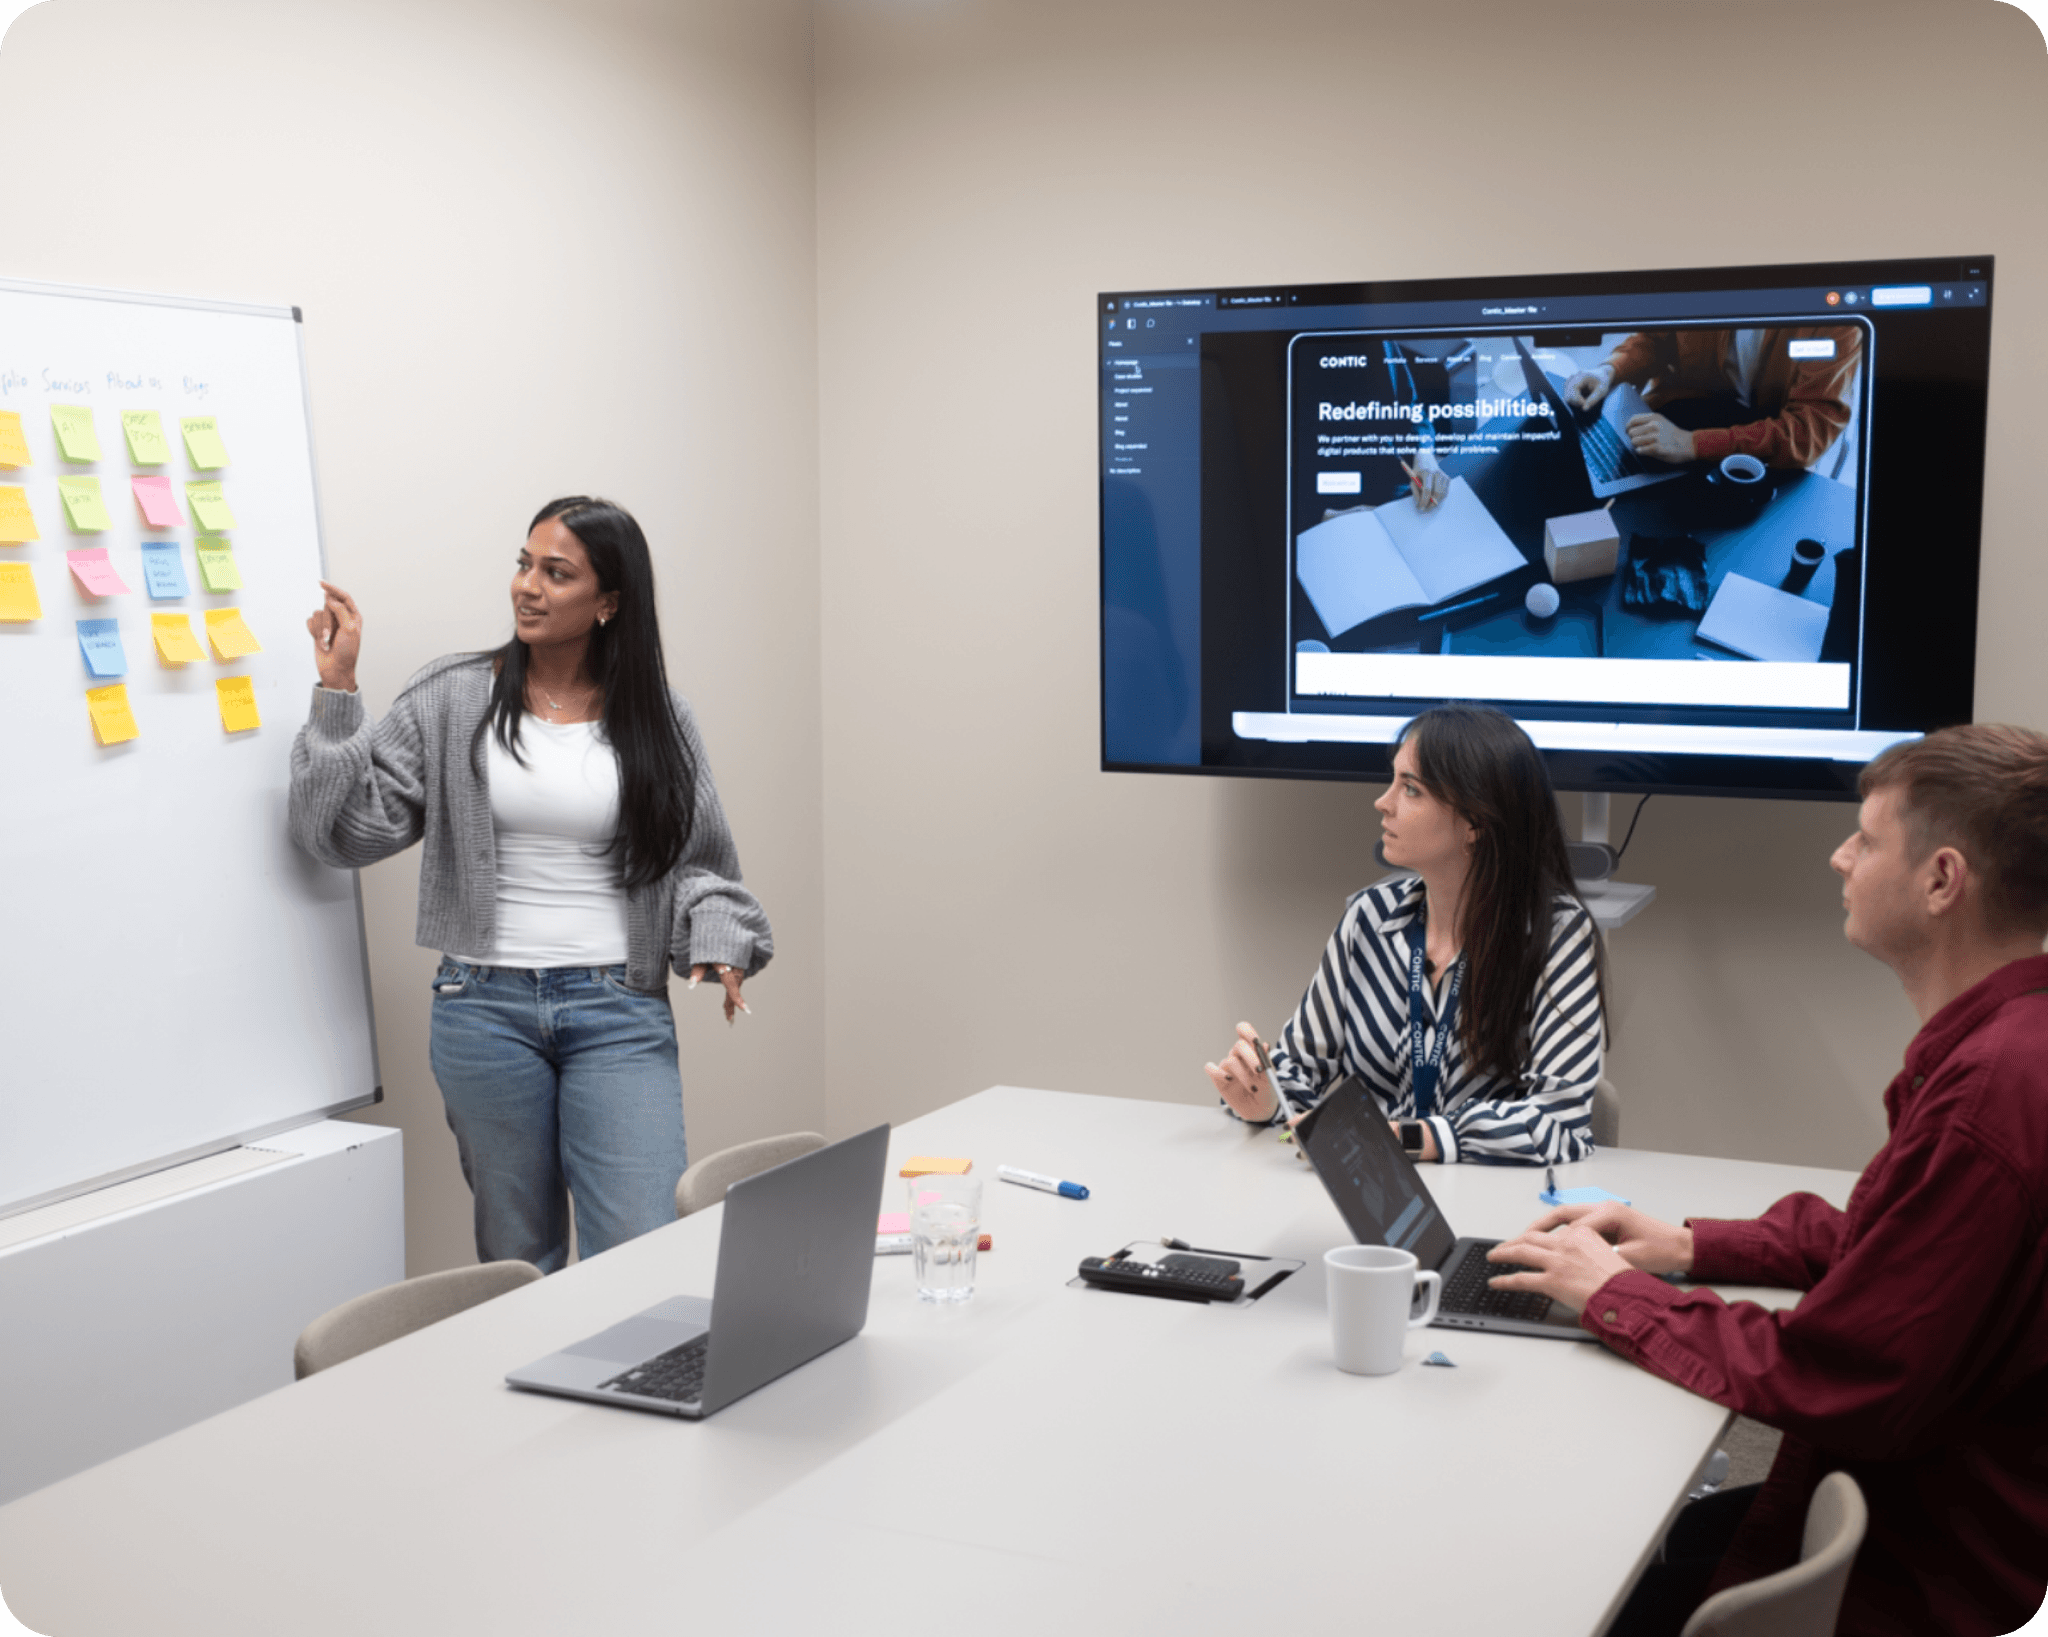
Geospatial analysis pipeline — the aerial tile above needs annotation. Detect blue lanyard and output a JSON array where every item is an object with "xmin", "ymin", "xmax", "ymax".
[{"xmin": 1407, "ymin": 924, "xmax": 1464, "ymax": 1121}]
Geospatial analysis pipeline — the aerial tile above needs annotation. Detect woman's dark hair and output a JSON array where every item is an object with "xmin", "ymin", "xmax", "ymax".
[
  {"xmin": 477, "ymin": 497, "xmax": 696, "ymax": 890},
  {"xmin": 1396, "ymin": 705, "xmax": 1604, "ymax": 1083}
]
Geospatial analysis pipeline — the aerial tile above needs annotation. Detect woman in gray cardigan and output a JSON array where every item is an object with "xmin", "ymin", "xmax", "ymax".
[{"xmin": 289, "ymin": 497, "xmax": 771, "ymax": 1272}]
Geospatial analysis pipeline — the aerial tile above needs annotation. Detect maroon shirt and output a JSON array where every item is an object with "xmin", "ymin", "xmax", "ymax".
[{"xmin": 1582, "ymin": 954, "xmax": 2048, "ymax": 1637}]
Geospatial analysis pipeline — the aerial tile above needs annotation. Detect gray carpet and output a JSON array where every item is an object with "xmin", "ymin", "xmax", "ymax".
[{"xmin": 1723, "ymin": 1415, "xmax": 1784, "ymax": 1488}]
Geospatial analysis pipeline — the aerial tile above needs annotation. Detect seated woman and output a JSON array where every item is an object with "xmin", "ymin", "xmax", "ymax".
[{"xmin": 1205, "ymin": 705, "xmax": 1605, "ymax": 1166}]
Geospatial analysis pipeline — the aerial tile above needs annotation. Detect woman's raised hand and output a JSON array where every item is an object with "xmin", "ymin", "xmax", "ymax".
[
  {"xmin": 306, "ymin": 581, "xmax": 362, "ymax": 693},
  {"xmin": 1203, "ymin": 1021, "xmax": 1281, "ymax": 1123}
]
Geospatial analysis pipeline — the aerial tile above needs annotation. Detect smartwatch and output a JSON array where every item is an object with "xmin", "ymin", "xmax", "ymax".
[{"xmin": 1399, "ymin": 1121, "xmax": 1427, "ymax": 1156}]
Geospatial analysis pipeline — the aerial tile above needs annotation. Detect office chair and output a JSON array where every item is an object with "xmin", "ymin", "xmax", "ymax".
[
  {"xmin": 1678, "ymin": 1471, "xmax": 1866, "ymax": 1637},
  {"xmin": 675, "ymin": 1131, "xmax": 828, "ymax": 1217},
  {"xmin": 293, "ymin": 1260, "xmax": 542, "ymax": 1379}
]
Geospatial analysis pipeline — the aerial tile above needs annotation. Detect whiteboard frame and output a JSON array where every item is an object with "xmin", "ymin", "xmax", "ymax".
[{"xmin": 0, "ymin": 276, "xmax": 382, "ymax": 1221}]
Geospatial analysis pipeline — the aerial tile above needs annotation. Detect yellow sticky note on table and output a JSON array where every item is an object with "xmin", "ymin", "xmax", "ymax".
[
  {"xmin": 215, "ymin": 675, "xmax": 260, "ymax": 733},
  {"xmin": 0, "ymin": 560, "xmax": 40, "ymax": 621},
  {"xmin": 50, "ymin": 405, "xmax": 101, "ymax": 462},
  {"xmin": 0, "ymin": 411, "xmax": 30, "ymax": 467},
  {"xmin": 194, "ymin": 536, "xmax": 241, "ymax": 591},
  {"xmin": 204, "ymin": 606, "xmax": 261, "ymax": 660},
  {"xmin": 0, "ymin": 485, "xmax": 39, "ymax": 542},
  {"xmin": 122, "ymin": 410, "xmax": 169, "ymax": 466},
  {"xmin": 58, "ymin": 475, "xmax": 112, "ymax": 532},
  {"xmin": 86, "ymin": 682, "xmax": 140, "ymax": 745},
  {"xmin": 898, "ymin": 1156, "xmax": 974, "ymax": 1178},
  {"xmin": 181, "ymin": 416, "xmax": 229, "ymax": 469},
  {"xmin": 152, "ymin": 611, "xmax": 205, "ymax": 665},
  {"xmin": 185, "ymin": 481, "xmax": 236, "ymax": 531}
]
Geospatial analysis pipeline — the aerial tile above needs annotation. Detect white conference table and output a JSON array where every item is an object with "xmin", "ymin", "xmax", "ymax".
[{"xmin": 0, "ymin": 1087, "xmax": 1857, "ymax": 1637}]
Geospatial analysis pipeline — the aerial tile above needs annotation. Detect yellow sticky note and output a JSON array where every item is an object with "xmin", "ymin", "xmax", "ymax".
[
  {"xmin": 0, "ymin": 411, "xmax": 30, "ymax": 467},
  {"xmin": 194, "ymin": 536, "xmax": 242, "ymax": 592},
  {"xmin": 215, "ymin": 675, "xmax": 260, "ymax": 733},
  {"xmin": 151, "ymin": 611, "xmax": 205, "ymax": 665},
  {"xmin": 0, "ymin": 560, "xmax": 40, "ymax": 621},
  {"xmin": 57, "ymin": 475, "xmax": 113, "ymax": 532},
  {"xmin": 86, "ymin": 682, "xmax": 140, "ymax": 745},
  {"xmin": 0, "ymin": 485, "xmax": 39, "ymax": 542},
  {"xmin": 204, "ymin": 606, "xmax": 261, "ymax": 660},
  {"xmin": 50, "ymin": 404, "xmax": 101, "ymax": 463},
  {"xmin": 898, "ymin": 1156, "xmax": 974, "ymax": 1178},
  {"xmin": 185, "ymin": 481, "xmax": 236, "ymax": 531},
  {"xmin": 123, "ymin": 410, "xmax": 169, "ymax": 466},
  {"xmin": 181, "ymin": 415, "xmax": 229, "ymax": 470}
]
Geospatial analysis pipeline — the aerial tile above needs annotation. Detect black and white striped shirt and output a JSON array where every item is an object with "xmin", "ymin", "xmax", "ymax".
[{"xmin": 1258, "ymin": 877, "xmax": 1604, "ymax": 1166}]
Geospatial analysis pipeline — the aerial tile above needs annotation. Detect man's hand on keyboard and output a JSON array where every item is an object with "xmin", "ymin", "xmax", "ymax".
[
  {"xmin": 1623, "ymin": 411, "xmax": 1697, "ymax": 464},
  {"xmin": 1563, "ymin": 366, "xmax": 1613, "ymax": 414},
  {"xmin": 1526, "ymin": 1201, "xmax": 1695, "ymax": 1276},
  {"xmin": 1484, "ymin": 1220, "xmax": 1634, "ymax": 1314}
]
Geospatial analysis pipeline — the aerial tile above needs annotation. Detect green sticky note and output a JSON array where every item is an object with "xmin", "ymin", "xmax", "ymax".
[
  {"xmin": 123, "ymin": 410, "xmax": 169, "ymax": 466},
  {"xmin": 185, "ymin": 481, "xmax": 236, "ymax": 532},
  {"xmin": 181, "ymin": 416, "xmax": 229, "ymax": 470},
  {"xmin": 57, "ymin": 475, "xmax": 113, "ymax": 532},
  {"xmin": 50, "ymin": 404, "xmax": 102, "ymax": 463},
  {"xmin": 194, "ymin": 536, "xmax": 242, "ymax": 592}
]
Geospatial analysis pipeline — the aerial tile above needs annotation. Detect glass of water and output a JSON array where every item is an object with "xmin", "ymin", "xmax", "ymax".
[{"xmin": 908, "ymin": 1174, "xmax": 982, "ymax": 1303}]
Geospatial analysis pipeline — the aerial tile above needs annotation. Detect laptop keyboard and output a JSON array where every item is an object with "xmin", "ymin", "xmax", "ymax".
[
  {"xmin": 1441, "ymin": 1245, "xmax": 1556, "ymax": 1323},
  {"xmin": 1578, "ymin": 410, "xmax": 1647, "ymax": 484},
  {"xmin": 598, "ymin": 1334, "xmax": 710, "ymax": 1403}
]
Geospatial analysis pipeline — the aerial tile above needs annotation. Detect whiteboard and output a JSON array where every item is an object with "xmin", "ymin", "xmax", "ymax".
[{"xmin": 0, "ymin": 278, "xmax": 379, "ymax": 1218}]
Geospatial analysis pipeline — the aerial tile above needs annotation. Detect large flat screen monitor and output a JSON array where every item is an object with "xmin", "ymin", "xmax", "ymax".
[{"xmin": 1099, "ymin": 256, "xmax": 1992, "ymax": 798}]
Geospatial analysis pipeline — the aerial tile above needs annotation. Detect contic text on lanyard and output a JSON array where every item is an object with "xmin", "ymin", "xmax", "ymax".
[{"xmin": 1407, "ymin": 924, "xmax": 1465, "ymax": 1121}]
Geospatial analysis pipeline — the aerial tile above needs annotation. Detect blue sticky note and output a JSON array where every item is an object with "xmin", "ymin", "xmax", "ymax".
[
  {"xmin": 139, "ymin": 539, "xmax": 188, "ymax": 600},
  {"xmin": 77, "ymin": 618, "xmax": 127, "ymax": 678},
  {"xmin": 1540, "ymin": 1185, "xmax": 1633, "ymax": 1208}
]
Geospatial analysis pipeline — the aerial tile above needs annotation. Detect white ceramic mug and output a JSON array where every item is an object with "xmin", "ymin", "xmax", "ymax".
[{"xmin": 1325, "ymin": 1245, "xmax": 1442, "ymax": 1375}]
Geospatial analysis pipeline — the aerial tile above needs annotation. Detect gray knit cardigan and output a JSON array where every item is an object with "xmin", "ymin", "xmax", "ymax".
[{"xmin": 287, "ymin": 653, "xmax": 772, "ymax": 993}]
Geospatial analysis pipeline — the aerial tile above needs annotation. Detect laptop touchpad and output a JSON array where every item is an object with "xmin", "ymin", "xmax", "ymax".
[{"xmin": 563, "ymin": 1313, "xmax": 705, "ymax": 1363}]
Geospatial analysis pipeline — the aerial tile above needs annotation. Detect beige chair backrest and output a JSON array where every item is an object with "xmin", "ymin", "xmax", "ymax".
[
  {"xmin": 1680, "ymin": 1471, "xmax": 1867, "ymax": 1637},
  {"xmin": 675, "ymin": 1132, "xmax": 828, "ymax": 1217},
  {"xmin": 1591, "ymin": 1075, "xmax": 1621, "ymax": 1148},
  {"xmin": 293, "ymin": 1260, "xmax": 542, "ymax": 1380}
]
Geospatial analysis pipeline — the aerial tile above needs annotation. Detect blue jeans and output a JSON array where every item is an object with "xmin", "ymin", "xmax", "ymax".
[{"xmin": 428, "ymin": 960, "xmax": 687, "ymax": 1273}]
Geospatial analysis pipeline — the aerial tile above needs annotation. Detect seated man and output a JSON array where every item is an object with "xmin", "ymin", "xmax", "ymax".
[{"xmin": 1489, "ymin": 723, "xmax": 2048, "ymax": 1637}]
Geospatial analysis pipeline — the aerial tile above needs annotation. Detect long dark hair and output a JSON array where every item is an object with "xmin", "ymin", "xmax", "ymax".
[
  {"xmin": 477, "ymin": 497, "xmax": 697, "ymax": 890},
  {"xmin": 1398, "ymin": 706, "xmax": 1604, "ymax": 1082}
]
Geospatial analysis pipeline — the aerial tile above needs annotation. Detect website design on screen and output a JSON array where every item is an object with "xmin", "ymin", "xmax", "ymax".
[{"xmin": 1099, "ymin": 260, "xmax": 1991, "ymax": 793}]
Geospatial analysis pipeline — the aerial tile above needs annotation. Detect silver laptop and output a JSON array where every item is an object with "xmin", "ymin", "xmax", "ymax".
[
  {"xmin": 507, "ymin": 1123, "xmax": 892, "ymax": 1416},
  {"xmin": 1512, "ymin": 335, "xmax": 1686, "ymax": 500},
  {"xmin": 1296, "ymin": 1081, "xmax": 1594, "ymax": 1341}
]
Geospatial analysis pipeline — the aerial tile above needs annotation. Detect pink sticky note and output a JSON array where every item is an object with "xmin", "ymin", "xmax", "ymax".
[
  {"xmin": 130, "ymin": 474, "xmax": 185, "ymax": 529},
  {"xmin": 66, "ymin": 547, "xmax": 131, "ymax": 597},
  {"xmin": 876, "ymin": 1212, "xmax": 910, "ymax": 1234}
]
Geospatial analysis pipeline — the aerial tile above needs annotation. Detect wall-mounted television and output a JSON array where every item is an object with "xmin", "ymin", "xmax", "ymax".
[{"xmin": 1099, "ymin": 256, "xmax": 1992, "ymax": 799}]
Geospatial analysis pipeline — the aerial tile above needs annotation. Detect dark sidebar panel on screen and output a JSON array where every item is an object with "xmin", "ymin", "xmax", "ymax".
[{"xmin": 1102, "ymin": 259, "xmax": 1994, "ymax": 799}]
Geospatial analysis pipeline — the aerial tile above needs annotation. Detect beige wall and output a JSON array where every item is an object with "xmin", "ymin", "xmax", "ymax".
[
  {"xmin": 813, "ymin": 0, "xmax": 2048, "ymax": 1171},
  {"xmin": 0, "ymin": 0, "xmax": 825, "ymax": 1273}
]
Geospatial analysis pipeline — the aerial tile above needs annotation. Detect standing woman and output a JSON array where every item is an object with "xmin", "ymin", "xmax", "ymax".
[
  {"xmin": 1204, "ymin": 705, "xmax": 1604, "ymax": 1166},
  {"xmin": 289, "ymin": 497, "xmax": 772, "ymax": 1271}
]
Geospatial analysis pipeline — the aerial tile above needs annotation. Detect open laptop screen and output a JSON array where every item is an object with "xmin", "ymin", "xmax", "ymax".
[{"xmin": 1299, "ymin": 1081, "xmax": 1459, "ymax": 1271}]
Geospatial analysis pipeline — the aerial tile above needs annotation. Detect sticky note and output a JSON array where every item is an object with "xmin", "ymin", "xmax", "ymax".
[
  {"xmin": 0, "ymin": 411, "xmax": 29, "ymax": 467},
  {"xmin": 181, "ymin": 415, "xmax": 229, "ymax": 470},
  {"xmin": 122, "ymin": 410, "xmax": 169, "ymax": 465},
  {"xmin": 0, "ymin": 560, "xmax": 40, "ymax": 620},
  {"xmin": 194, "ymin": 536, "xmax": 241, "ymax": 591},
  {"xmin": 131, "ymin": 474, "xmax": 184, "ymax": 528},
  {"xmin": 58, "ymin": 475, "xmax": 113, "ymax": 532},
  {"xmin": 50, "ymin": 404, "xmax": 101, "ymax": 462},
  {"xmin": 77, "ymin": 618, "xmax": 127, "ymax": 677},
  {"xmin": 139, "ymin": 540, "xmax": 189, "ymax": 599},
  {"xmin": 215, "ymin": 675, "xmax": 260, "ymax": 733},
  {"xmin": 898, "ymin": 1156, "xmax": 973, "ymax": 1178},
  {"xmin": 151, "ymin": 611, "xmax": 205, "ymax": 665},
  {"xmin": 204, "ymin": 606, "xmax": 261, "ymax": 660},
  {"xmin": 185, "ymin": 481, "xmax": 236, "ymax": 531},
  {"xmin": 86, "ymin": 682, "xmax": 140, "ymax": 745},
  {"xmin": 876, "ymin": 1212, "xmax": 911, "ymax": 1235},
  {"xmin": 1538, "ymin": 1185, "xmax": 1634, "ymax": 1209},
  {"xmin": 0, "ymin": 486, "xmax": 38, "ymax": 541},
  {"xmin": 66, "ymin": 546, "xmax": 131, "ymax": 597}
]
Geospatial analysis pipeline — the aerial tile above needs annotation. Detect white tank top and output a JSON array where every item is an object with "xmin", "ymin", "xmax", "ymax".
[{"xmin": 453, "ymin": 717, "xmax": 631, "ymax": 968}]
